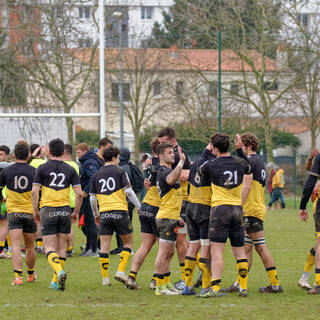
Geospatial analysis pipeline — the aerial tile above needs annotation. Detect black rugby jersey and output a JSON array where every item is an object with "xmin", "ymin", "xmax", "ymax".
[
  {"xmin": 188, "ymin": 149, "xmax": 215, "ymax": 206},
  {"xmin": 156, "ymin": 165, "xmax": 182, "ymax": 220},
  {"xmin": 33, "ymin": 160, "xmax": 80, "ymax": 208},
  {"xmin": 243, "ymin": 154, "xmax": 266, "ymax": 221},
  {"xmin": 90, "ymin": 164, "xmax": 131, "ymax": 212},
  {"xmin": 0, "ymin": 163, "xmax": 36, "ymax": 214},
  {"xmin": 200, "ymin": 156, "xmax": 251, "ymax": 207},
  {"xmin": 143, "ymin": 157, "xmax": 160, "ymax": 207}
]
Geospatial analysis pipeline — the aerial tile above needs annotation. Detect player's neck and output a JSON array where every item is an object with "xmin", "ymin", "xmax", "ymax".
[
  {"xmin": 160, "ymin": 160, "xmax": 171, "ymax": 168},
  {"xmin": 247, "ymin": 151, "xmax": 256, "ymax": 156},
  {"xmin": 15, "ymin": 160, "xmax": 26, "ymax": 163},
  {"xmin": 217, "ymin": 152, "xmax": 230, "ymax": 158},
  {"xmin": 105, "ymin": 161, "xmax": 115, "ymax": 166},
  {"xmin": 50, "ymin": 156, "xmax": 63, "ymax": 161}
]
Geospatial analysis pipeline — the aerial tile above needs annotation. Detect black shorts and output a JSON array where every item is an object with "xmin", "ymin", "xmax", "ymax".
[
  {"xmin": 208, "ymin": 205, "xmax": 244, "ymax": 247},
  {"xmin": 100, "ymin": 210, "xmax": 133, "ymax": 236},
  {"xmin": 8, "ymin": 213, "xmax": 37, "ymax": 233},
  {"xmin": 314, "ymin": 200, "xmax": 320, "ymax": 237},
  {"xmin": 180, "ymin": 200, "xmax": 188, "ymax": 222},
  {"xmin": 155, "ymin": 218, "xmax": 178, "ymax": 242},
  {"xmin": 40, "ymin": 206, "xmax": 71, "ymax": 236},
  {"xmin": 244, "ymin": 216, "xmax": 264, "ymax": 234},
  {"xmin": 0, "ymin": 212, "xmax": 7, "ymax": 220},
  {"xmin": 186, "ymin": 202, "xmax": 210, "ymax": 242},
  {"xmin": 139, "ymin": 203, "xmax": 159, "ymax": 236}
]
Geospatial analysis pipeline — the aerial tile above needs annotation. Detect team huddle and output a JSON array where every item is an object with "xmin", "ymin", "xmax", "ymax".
[{"xmin": 0, "ymin": 126, "xmax": 319, "ymax": 296}]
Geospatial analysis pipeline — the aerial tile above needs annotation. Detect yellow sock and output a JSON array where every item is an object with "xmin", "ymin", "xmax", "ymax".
[
  {"xmin": 304, "ymin": 248, "xmax": 315, "ymax": 273},
  {"xmin": 6, "ymin": 235, "xmax": 11, "ymax": 247},
  {"xmin": 164, "ymin": 272, "xmax": 170, "ymax": 285},
  {"xmin": 67, "ymin": 246, "xmax": 73, "ymax": 252},
  {"xmin": 118, "ymin": 247, "xmax": 131, "ymax": 273},
  {"xmin": 185, "ymin": 256, "xmax": 197, "ymax": 286},
  {"xmin": 266, "ymin": 266, "xmax": 280, "ymax": 286},
  {"xmin": 27, "ymin": 268, "xmax": 35, "ymax": 276},
  {"xmin": 47, "ymin": 251, "xmax": 62, "ymax": 275},
  {"xmin": 237, "ymin": 259, "xmax": 248, "ymax": 290},
  {"xmin": 211, "ymin": 278, "xmax": 221, "ymax": 292},
  {"xmin": 152, "ymin": 273, "xmax": 157, "ymax": 281},
  {"xmin": 156, "ymin": 274, "xmax": 164, "ymax": 288},
  {"xmin": 36, "ymin": 239, "xmax": 43, "ymax": 248},
  {"xmin": 99, "ymin": 253, "xmax": 109, "ymax": 279},
  {"xmin": 199, "ymin": 258, "xmax": 211, "ymax": 289},
  {"xmin": 51, "ymin": 257, "xmax": 66, "ymax": 283},
  {"xmin": 0, "ymin": 241, "xmax": 5, "ymax": 251},
  {"xmin": 196, "ymin": 252, "xmax": 201, "ymax": 268},
  {"xmin": 128, "ymin": 271, "xmax": 137, "ymax": 280},
  {"xmin": 14, "ymin": 269, "xmax": 23, "ymax": 279},
  {"xmin": 316, "ymin": 269, "xmax": 320, "ymax": 286},
  {"xmin": 179, "ymin": 263, "xmax": 186, "ymax": 282}
]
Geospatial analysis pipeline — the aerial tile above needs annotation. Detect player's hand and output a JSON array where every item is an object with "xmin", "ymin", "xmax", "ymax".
[
  {"xmin": 71, "ymin": 212, "xmax": 78, "ymax": 223},
  {"xmin": 144, "ymin": 179, "xmax": 151, "ymax": 189},
  {"xmin": 94, "ymin": 216, "xmax": 100, "ymax": 226},
  {"xmin": 177, "ymin": 217, "xmax": 185, "ymax": 227},
  {"xmin": 82, "ymin": 191, "xmax": 88, "ymax": 198},
  {"xmin": 206, "ymin": 143, "xmax": 213, "ymax": 152},
  {"xmin": 309, "ymin": 148, "xmax": 319, "ymax": 161},
  {"xmin": 32, "ymin": 146, "xmax": 41, "ymax": 157},
  {"xmin": 299, "ymin": 209, "xmax": 308, "ymax": 222},
  {"xmin": 34, "ymin": 212, "xmax": 40, "ymax": 224},
  {"xmin": 177, "ymin": 146, "xmax": 186, "ymax": 162},
  {"xmin": 234, "ymin": 133, "xmax": 243, "ymax": 149}
]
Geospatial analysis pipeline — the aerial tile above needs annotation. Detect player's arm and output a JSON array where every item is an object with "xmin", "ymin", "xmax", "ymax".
[
  {"xmin": 180, "ymin": 169, "xmax": 189, "ymax": 182},
  {"xmin": 89, "ymin": 193, "xmax": 100, "ymax": 225},
  {"xmin": 241, "ymin": 173, "xmax": 253, "ymax": 206},
  {"xmin": 72, "ymin": 185, "xmax": 83, "ymax": 222},
  {"xmin": 125, "ymin": 187, "xmax": 141, "ymax": 210},
  {"xmin": 31, "ymin": 184, "xmax": 41, "ymax": 223},
  {"xmin": 305, "ymin": 148, "xmax": 319, "ymax": 171},
  {"xmin": 166, "ymin": 146, "xmax": 185, "ymax": 185}
]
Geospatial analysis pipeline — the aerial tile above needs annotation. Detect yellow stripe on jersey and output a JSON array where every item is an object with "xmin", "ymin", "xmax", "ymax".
[
  {"xmin": 156, "ymin": 187, "xmax": 183, "ymax": 220},
  {"xmin": 40, "ymin": 186, "xmax": 70, "ymax": 208},
  {"xmin": 6, "ymin": 189, "xmax": 33, "ymax": 214},
  {"xmin": 143, "ymin": 185, "xmax": 160, "ymax": 207},
  {"xmin": 97, "ymin": 188, "xmax": 128, "ymax": 212},
  {"xmin": 211, "ymin": 183, "xmax": 242, "ymax": 207},
  {"xmin": 243, "ymin": 180, "xmax": 266, "ymax": 221},
  {"xmin": 181, "ymin": 181, "xmax": 189, "ymax": 201},
  {"xmin": 188, "ymin": 184, "xmax": 212, "ymax": 206}
]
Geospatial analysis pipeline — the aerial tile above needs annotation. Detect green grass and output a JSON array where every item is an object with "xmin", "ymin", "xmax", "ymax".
[{"xmin": 0, "ymin": 208, "xmax": 319, "ymax": 320}]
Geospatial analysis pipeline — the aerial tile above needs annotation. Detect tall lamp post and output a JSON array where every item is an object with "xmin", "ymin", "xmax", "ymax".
[{"xmin": 113, "ymin": 11, "xmax": 124, "ymax": 148}]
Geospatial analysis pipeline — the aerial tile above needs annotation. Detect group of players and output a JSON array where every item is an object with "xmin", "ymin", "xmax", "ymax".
[{"xmin": 0, "ymin": 126, "xmax": 320, "ymax": 296}]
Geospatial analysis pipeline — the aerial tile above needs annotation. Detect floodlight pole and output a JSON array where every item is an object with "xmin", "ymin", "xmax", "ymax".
[
  {"xmin": 218, "ymin": 30, "xmax": 222, "ymax": 132},
  {"xmin": 99, "ymin": 0, "xmax": 105, "ymax": 139}
]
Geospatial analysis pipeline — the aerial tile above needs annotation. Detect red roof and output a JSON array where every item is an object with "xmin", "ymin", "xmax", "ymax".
[{"xmin": 70, "ymin": 47, "xmax": 279, "ymax": 73}]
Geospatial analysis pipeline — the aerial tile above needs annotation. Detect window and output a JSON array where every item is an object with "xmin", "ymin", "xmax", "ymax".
[
  {"xmin": 79, "ymin": 6, "xmax": 90, "ymax": 19},
  {"xmin": 263, "ymin": 81, "xmax": 279, "ymax": 91},
  {"xmin": 111, "ymin": 83, "xmax": 130, "ymax": 101},
  {"xmin": 297, "ymin": 13, "xmax": 308, "ymax": 28},
  {"xmin": 141, "ymin": 7, "xmax": 152, "ymax": 20},
  {"xmin": 121, "ymin": 24, "xmax": 127, "ymax": 32},
  {"xmin": 208, "ymin": 82, "xmax": 218, "ymax": 97},
  {"xmin": 153, "ymin": 82, "xmax": 161, "ymax": 96},
  {"xmin": 176, "ymin": 81, "xmax": 184, "ymax": 96},
  {"xmin": 230, "ymin": 83, "xmax": 239, "ymax": 95}
]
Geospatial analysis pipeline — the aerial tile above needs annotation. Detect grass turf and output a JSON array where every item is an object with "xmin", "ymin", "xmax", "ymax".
[{"xmin": 0, "ymin": 206, "xmax": 318, "ymax": 320}]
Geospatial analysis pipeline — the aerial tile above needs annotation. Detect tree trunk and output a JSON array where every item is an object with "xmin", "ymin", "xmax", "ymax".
[
  {"xmin": 264, "ymin": 119, "xmax": 274, "ymax": 163},
  {"xmin": 311, "ymin": 127, "xmax": 316, "ymax": 148},
  {"xmin": 66, "ymin": 117, "xmax": 75, "ymax": 159},
  {"xmin": 133, "ymin": 129, "xmax": 140, "ymax": 167}
]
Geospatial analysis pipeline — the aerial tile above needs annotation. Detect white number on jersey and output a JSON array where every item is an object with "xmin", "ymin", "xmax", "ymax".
[
  {"xmin": 224, "ymin": 170, "xmax": 238, "ymax": 186},
  {"xmin": 14, "ymin": 176, "xmax": 28, "ymax": 190},
  {"xmin": 49, "ymin": 172, "xmax": 66, "ymax": 187},
  {"xmin": 99, "ymin": 177, "xmax": 116, "ymax": 193}
]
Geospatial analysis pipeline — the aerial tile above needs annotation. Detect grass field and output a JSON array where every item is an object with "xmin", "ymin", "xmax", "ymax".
[{"xmin": 0, "ymin": 204, "xmax": 319, "ymax": 320}]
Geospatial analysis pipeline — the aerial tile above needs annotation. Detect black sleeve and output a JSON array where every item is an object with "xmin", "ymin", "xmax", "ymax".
[
  {"xmin": 173, "ymin": 147, "xmax": 192, "ymax": 170},
  {"xmin": 199, "ymin": 160, "xmax": 211, "ymax": 176},
  {"xmin": 200, "ymin": 148, "xmax": 216, "ymax": 161},
  {"xmin": 300, "ymin": 175, "xmax": 318, "ymax": 210},
  {"xmin": 0, "ymin": 170, "xmax": 5, "ymax": 189},
  {"xmin": 236, "ymin": 148, "xmax": 247, "ymax": 160}
]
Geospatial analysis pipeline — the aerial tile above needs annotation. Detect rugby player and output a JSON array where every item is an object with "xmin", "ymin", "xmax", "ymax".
[
  {"xmin": 62, "ymin": 144, "xmax": 80, "ymax": 257},
  {"xmin": 299, "ymin": 147, "xmax": 320, "ymax": 294},
  {"xmin": 0, "ymin": 143, "xmax": 37, "ymax": 285},
  {"xmin": 157, "ymin": 127, "xmax": 191, "ymax": 290},
  {"xmin": 223, "ymin": 133, "xmax": 282, "ymax": 294},
  {"xmin": 89, "ymin": 146, "xmax": 140, "ymax": 286},
  {"xmin": 154, "ymin": 143, "xmax": 185, "ymax": 296},
  {"xmin": 297, "ymin": 148, "xmax": 318, "ymax": 290},
  {"xmin": 32, "ymin": 138, "xmax": 82, "ymax": 291},
  {"xmin": 96, "ymin": 137, "xmax": 113, "ymax": 166},
  {"xmin": 182, "ymin": 142, "xmax": 215, "ymax": 295},
  {"xmin": 198, "ymin": 133, "xmax": 251, "ymax": 298},
  {"xmin": 126, "ymin": 138, "xmax": 160, "ymax": 290}
]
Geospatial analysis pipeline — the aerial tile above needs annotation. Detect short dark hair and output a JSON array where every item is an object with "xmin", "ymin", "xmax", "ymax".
[
  {"xmin": 150, "ymin": 137, "xmax": 160, "ymax": 154},
  {"xmin": 241, "ymin": 133, "xmax": 259, "ymax": 152},
  {"xmin": 49, "ymin": 138, "xmax": 65, "ymax": 157},
  {"xmin": 157, "ymin": 127, "xmax": 176, "ymax": 139},
  {"xmin": 99, "ymin": 137, "xmax": 113, "ymax": 148},
  {"xmin": 14, "ymin": 143, "xmax": 29, "ymax": 160},
  {"xmin": 0, "ymin": 145, "xmax": 10, "ymax": 155},
  {"xmin": 211, "ymin": 133, "xmax": 230, "ymax": 153},
  {"xmin": 103, "ymin": 146, "xmax": 120, "ymax": 162},
  {"xmin": 64, "ymin": 144, "xmax": 73, "ymax": 156},
  {"xmin": 156, "ymin": 143, "xmax": 173, "ymax": 155},
  {"xmin": 30, "ymin": 143, "xmax": 40, "ymax": 156}
]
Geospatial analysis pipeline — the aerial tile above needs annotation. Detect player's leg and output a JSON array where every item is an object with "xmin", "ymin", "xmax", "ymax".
[
  {"xmin": 0, "ymin": 218, "xmax": 9, "ymax": 258},
  {"xmin": 9, "ymin": 228, "xmax": 24, "ymax": 285},
  {"xmin": 23, "ymin": 231, "xmax": 36, "ymax": 282},
  {"xmin": 298, "ymin": 246, "xmax": 315, "ymax": 290},
  {"xmin": 66, "ymin": 225, "xmax": 74, "ymax": 257},
  {"xmin": 99, "ymin": 235, "xmax": 112, "ymax": 286}
]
